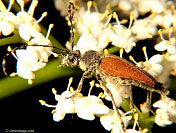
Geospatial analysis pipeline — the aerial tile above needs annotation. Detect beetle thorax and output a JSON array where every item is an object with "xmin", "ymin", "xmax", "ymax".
[{"xmin": 79, "ymin": 50, "xmax": 101, "ymax": 72}]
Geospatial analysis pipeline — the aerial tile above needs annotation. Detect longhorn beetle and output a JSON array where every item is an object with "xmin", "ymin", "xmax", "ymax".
[{"xmin": 3, "ymin": 2, "xmax": 169, "ymax": 131}]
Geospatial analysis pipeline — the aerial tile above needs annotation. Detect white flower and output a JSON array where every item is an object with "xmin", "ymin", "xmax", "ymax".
[
  {"xmin": 150, "ymin": 0, "xmax": 164, "ymax": 13},
  {"xmin": 10, "ymin": 24, "xmax": 53, "ymax": 83},
  {"xmin": 29, "ymin": 32, "xmax": 53, "ymax": 62},
  {"xmin": 106, "ymin": 83, "xmax": 131, "ymax": 107},
  {"xmin": 0, "ymin": 5, "xmax": 16, "ymax": 36},
  {"xmin": 142, "ymin": 54, "xmax": 164, "ymax": 77},
  {"xmin": 108, "ymin": 32, "xmax": 134, "ymax": 53},
  {"xmin": 153, "ymin": 97, "xmax": 176, "ymax": 126},
  {"xmin": 75, "ymin": 95, "xmax": 109, "ymax": 120},
  {"xmin": 155, "ymin": 38, "xmax": 176, "ymax": 54},
  {"xmin": 53, "ymin": 91, "xmax": 76, "ymax": 122},
  {"xmin": 74, "ymin": 4, "xmax": 111, "ymax": 53},
  {"xmin": 77, "ymin": 10, "xmax": 105, "ymax": 35},
  {"xmin": 118, "ymin": 0, "xmax": 132, "ymax": 11},
  {"xmin": 100, "ymin": 109, "xmax": 131, "ymax": 133},
  {"xmin": 18, "ymin": 23, "xmax": 41, "ymax": 41},
  {"xmin": 138, "ymin": 0, "xmax": 164, "ymax": 14},
  {"xmin": 167, "ymin": 54, "xmax": 176, "ymax": 62},
  {"xmin": 154, "ymin": 109, "xmax": 173, "ymax": 127},
  {"xmin": 16, "ymin": 49, "xmax": 46, "ymax": 83},
  {"xmin": 108, "ymin": 25, "xmax": 136, "ymax": 53},
  {"xmin": 52, "ymin": 108, "xmax": 65, "ymax": 122},
  {"xmin": 40, "ymin": 87, "xmax": 83, "ymax": 122},
  {"xmin": 0, "ymin": 20, "xmax": 14, "ymax": 36},
  {"xmin": 153, "ymin": 97, "xmax": 176, "ymax": 114},
  {"xmin": 16, "ymin": 11, "xmax": 47, "ymax": 41},
  {"xmin": 14, "ymin": 1, "xmax": 47, "ymax": 41},
  {"xmin": 153, "ymin": 11, "xmax": 173, "ymax": 28},
  {"xmin": 155, "ymin": 38, "xmax": 176, "ymax": 62},
  {"xmin": 74, "ymin": 32, "xmax": 109, "ymax": 54},
  {"xmin": 131, "ymin": 18, "xmax": 157, "ymax": 40},
  {"xmin": 0, "ymin": 4, "xmax": 16, "ymax": 36}
]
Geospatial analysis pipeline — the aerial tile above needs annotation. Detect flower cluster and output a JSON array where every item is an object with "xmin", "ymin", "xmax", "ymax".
[
  {"xmin": 40, "ymin": 78, "xmax": 150, "ymax": 132},
  {"xmin": 153, "ymin": 96, "xmax": 176, "ymax": 127},
  {"xmin": 57, "ymin": 0, "xmax": 172, "ymax": 55},
  {"xmin": 0, "ymin": 0, "xmax": 54, "ymax": 84},
  {"xmin": 73, "ymin": 1, "xmax": 137, "ymax": 53}
]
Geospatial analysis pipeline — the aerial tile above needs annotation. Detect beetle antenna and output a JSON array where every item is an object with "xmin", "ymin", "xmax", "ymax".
[
  {"xmin": 68, "ymin": 2, "xmax": 75, "ymax": 51},
  {"xmin": 2, "ymin": 44, "xmax": 68, "ymax": 75},
  {"xmin": 27, "ymin": 44, "xmax": 69, "ymax": 53},
  {"xmin": 2, "ymin": 45, "xmax": 23, "ymax": 75}
]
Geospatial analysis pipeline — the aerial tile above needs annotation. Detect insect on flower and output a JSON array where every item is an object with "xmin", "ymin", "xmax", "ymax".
[
  {"xmin": 61, "ymin": 3, "xmax": 169, "ymax": 129},
  {"xmin": 58, "ymin": 2, "xmax": 169, "ymax": 96},
  {"xmin": 2, "ymin": 2, "xmax": 169, "ymax": 131}
]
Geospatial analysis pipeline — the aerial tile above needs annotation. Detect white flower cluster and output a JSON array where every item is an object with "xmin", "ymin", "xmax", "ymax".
[
  {"xmin": 40, "ymin": 78, "xmax": 151, "ymax": 133},
  {"xmin": 40, "ymin": 80, "xmax": 176, "ymax": 132},
  {"xmin": 40, "ymin": 78, "xmax": 176, "ymax": 132},
  {"xmin": 153, "ymin": 96, "xmax": 176, "ymax": 127},
  {"xmin": 0, "ymin": 0, "xmax": 54, "ymax": 84},
  {"xmin": 55, "ymin": 0, "xmax": 174, "ymax": 54},
  {"xmin": 67, "ymin": 0, "xmax": 175, "ymax": 57},
  {"xmin": 73, "ymin": 2, "xmax": 137, "ymax": 53}
]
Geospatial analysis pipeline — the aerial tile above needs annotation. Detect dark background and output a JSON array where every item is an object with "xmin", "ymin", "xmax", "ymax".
[{"xmin": 0, "ymin": 0, "xmax": 175, "ymax": 132}]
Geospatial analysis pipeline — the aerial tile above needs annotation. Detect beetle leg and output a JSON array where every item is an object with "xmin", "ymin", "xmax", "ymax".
[
  {"xmin": 146, "ymin": 91, "xmax": 155, "ymax": 115},
  {"xmin": 129, "ymin": 87, "xmax": 141, "ymax": 130},
  {"xmin": 97, "ymin": 78, "xmax": 125, "ymax": 131},
  {"xmin": 129, "ymin": 86, "xmax": 134, "ymax": 111},
  {"xmin": 73, "ymin": 70, "xmax": 92, "ymax": 96},
  {"xmin": 146, "ymin": 91, "xmax": 151, "ymax": 109},
  {"xmin": 74, "ymin": 74, "xmax": 85, "ymax": 95}
]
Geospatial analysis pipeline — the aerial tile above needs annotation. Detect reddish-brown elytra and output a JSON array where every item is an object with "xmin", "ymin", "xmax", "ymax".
[{"xmin": 99, "ymin": 54, "xmax": 168, "ymax": 95}]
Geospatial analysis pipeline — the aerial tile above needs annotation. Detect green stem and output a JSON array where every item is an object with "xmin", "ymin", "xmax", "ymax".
[
  {"xmin": 0, "ymin": 59, "xmax": 82, "ymax": 99},
  {"xmin": 107, "ymin": 46, "xmax": 120, "ymax": 54},
  {"xmin": 168, "ymin": 76, "xmax": 176, "ymax": 90},
  {"xmin": 121, "ymin": 98, "xmax": 154, "ymax": 132},
  {"xmin": 0, "ymin": 30, "xmax": 26, "ymax": 46}
]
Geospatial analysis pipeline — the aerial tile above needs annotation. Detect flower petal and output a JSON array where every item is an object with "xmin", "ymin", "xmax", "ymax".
[
  {"xmin": 149, "ymin": 54, "xmax": 163, "ymax": 63},
  {"xmin": 53, "ymin": 109, "xmax": 65, "ymax": 122},
  {"xmin": 155, "ymin": 40, "xmax": 168, "ymax": 51}
]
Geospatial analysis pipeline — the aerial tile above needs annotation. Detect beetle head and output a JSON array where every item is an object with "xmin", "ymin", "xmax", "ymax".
[{"xmin": 61, "ymin": 50, "xmax": 81, "ymax": 66}]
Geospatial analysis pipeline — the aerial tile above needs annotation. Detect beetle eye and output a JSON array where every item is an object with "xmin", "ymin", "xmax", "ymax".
[{"xmin": 69, "ymin": 54, "xmax": 75, "ymax": 62}]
